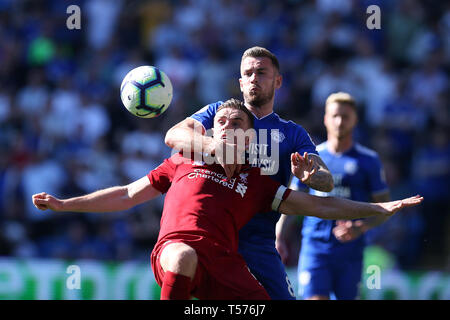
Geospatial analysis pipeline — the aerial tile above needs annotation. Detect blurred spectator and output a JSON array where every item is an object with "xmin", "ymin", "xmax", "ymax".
[
  {"xmin": 408, "ymin": 51, "xmax": 448, "ymax": 112},
  {"xmin": 85, "ymin": 0, "xmax": 123, "ymax": 51},
  {"xmin": 16, "ymin": 69, "xmax": 49, "ymax": 116},
  {"xmin": 311, "ymin": 59, "xmax": 363, "ymax": 109},
  {"xmin": 195, "ymin": 46, "xmax": 231, "ymax": 105},
  {"xmin": 348, "ymin": 36, "xmax": 397, "ymax": 126},
  {"xmin": 411, "ymin": 125, "xmax": 450, "ymax": 263},
  {"xmin": 21, "ymin": 151, "xmax": 67, "ymax": 221}
]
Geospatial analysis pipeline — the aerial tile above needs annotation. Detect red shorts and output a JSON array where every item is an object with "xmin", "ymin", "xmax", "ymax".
[{"xmin": 151, "ymin": 233, "xmax": 270, "ymax": 300}]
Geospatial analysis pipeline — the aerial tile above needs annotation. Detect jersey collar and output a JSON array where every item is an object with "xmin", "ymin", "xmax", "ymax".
[{"xmin": 251, "ymin": 111, "xmax": 275, "ymax": 121}]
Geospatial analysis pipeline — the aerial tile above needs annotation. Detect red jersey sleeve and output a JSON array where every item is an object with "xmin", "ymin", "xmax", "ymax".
[{"xmin": 147, "ymin": 155, "xmax": 177, "ymax": 194}]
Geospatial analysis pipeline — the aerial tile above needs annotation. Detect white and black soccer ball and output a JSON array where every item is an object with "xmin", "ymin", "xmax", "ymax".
[{"xmin": 120, "ymin": 66, "xmax": 173, "ymax": 118}]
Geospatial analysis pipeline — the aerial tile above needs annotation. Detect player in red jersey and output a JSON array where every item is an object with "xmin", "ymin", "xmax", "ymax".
[{"xmin": 32, "ymin": 98, "xmax": 423, "ymax": 300}]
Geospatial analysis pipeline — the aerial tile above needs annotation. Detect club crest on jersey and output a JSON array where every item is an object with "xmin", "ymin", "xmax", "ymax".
[
  {"xmin": 271, "ymin": 130, "xmax": 285, "ymax": 143},
  {"xmin": 239, "ymin": 173, "xmax": 248, "ymax": 184},
  {"xmin": 235, "ymin": 183, "xmax": 248, "ymax": 198},
  {"xmin": 344, "ymin": 160, "xmax": 358, "ymax": 175}
]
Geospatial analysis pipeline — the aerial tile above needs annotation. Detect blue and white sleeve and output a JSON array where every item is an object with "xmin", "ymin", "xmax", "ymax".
[{"xmin": 189, "ymin": 101, "xmax": 224, "ymax": 131}]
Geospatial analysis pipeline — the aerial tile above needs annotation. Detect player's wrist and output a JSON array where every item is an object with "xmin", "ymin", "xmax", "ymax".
[{"xmin": 54, "ymin": 198, "xmax": 67, "ymax": 211}]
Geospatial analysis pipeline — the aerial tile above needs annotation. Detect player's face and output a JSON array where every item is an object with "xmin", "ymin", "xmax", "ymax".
[
  {"xmin": 324, "ymin": 102, "xmax": 357, "ymax": 139},
  {"xmin": 239, "ymin": 57, "xmax": 282, "ymax": 108},
  {"xmin": 213, "ymin": 108, "xmax": 254, "ymax": 145}
]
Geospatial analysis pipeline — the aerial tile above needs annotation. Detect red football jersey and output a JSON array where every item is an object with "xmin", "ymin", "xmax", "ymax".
[{"xmin": 147, "ymin": 153, "xmax": 290, "ymax": 252}]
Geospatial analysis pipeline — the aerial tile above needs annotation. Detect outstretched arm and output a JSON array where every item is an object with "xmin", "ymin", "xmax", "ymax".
[
  {"xmin": 279, "ymin": 190, "xmax": 423, "ymax": 220},
  {"xmin": 32, "ymin": 176, "xmax": 161, "ymax": 213},
  {"xmin": 332, "ymin": 191, "xmax": 392, "ymax": 242}
]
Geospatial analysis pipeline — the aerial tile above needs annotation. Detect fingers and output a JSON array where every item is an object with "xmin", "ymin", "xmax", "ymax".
[
  {"xmin": 290, "ymin": 153, "xmax": 296, "ymax": 164},
  {"xmin": 405, "ymin": 195, "xmax": 424, "ymax": 203},
  {"xmin": 32, "ymin": 196, "xmax": 49, "ymax": 210},
  {"xmin": 333, "ymin": 226, "xmax": 352, "ymax": 242},
  {"xmin": 32, "ymin": 192, "xmax": 56, "ymax": 211},
  {"xmin": 385, "ymin": 195, "xmax": 424, "ymax": 215},
  {"xmin": 300, "ymin": 165, "xmax": 317, "ymax": 183},
  {"xmin": 32, "ymin": 192, "xmax": 47, "ymax": 199},
  {"xmin": 399, "ymin": 195, "xmax": 424, "ymax": 207}
]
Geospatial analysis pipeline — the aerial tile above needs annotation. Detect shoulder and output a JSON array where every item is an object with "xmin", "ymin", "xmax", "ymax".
[
  {"xmin": 272, "ymin": 113, "xmax": 311, "ymax": 136},
  {"xmin": 354, "ymin": 143, "xmax": 380, "ymax": 160},
  {"xmin": 190, "ymin": 100, "xmax": 224, "ymax": 119},
  {"xmin": 190, "ymin": 101, "xmax": 224, "ymax": 129},
  {"xmin": 272, "ymin": 113, "xmax": 300, "ymax": 128},
  {"xmin": 353, "ymin": 143, "xmax": 383, "ymax": 168},
  {"xmin": 194, "ymin": 101, "xmax": 223, "ymax": 114},
  {"xmin": 316, "ymin": 141, "xmax": 328, "ymax": 153}
]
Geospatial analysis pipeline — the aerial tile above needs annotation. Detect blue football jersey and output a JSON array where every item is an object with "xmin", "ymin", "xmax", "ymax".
[
  {"xmin": 190, "ymin": 101, "xmax": 318, "ymax": 248},
  {"xmin": 291, "ymin": 141, "xmax": 389, "ymax": 258}
]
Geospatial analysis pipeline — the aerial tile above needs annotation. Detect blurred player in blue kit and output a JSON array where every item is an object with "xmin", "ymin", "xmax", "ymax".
[
  {"xmin": 164, "ymin": 46, "xmax": 334, "ymax": 299},
  {"xmin": 290, "ymin": 92, "xmax": 392, "ymax": 300}
]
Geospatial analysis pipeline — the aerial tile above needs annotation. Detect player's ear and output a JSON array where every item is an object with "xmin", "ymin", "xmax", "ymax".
[
  {"xmin": 275, "ymin": 73, "xmax": 282, "ymax": 89},
  {"xmin": 350, "ymin": 107, "xmax": 358, "ymax": 127}
]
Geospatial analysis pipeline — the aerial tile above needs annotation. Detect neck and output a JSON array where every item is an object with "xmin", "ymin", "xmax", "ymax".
[
  {"xmin": 245, "ymin": 101, "xmax": 274, "ymax": 119},
  {"xmin": 327, "ymin": 135, "xmax": 353, "ymax": 154}
]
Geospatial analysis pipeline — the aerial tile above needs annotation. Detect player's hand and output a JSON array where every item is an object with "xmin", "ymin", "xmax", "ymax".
[
  {"xmin": 275, "ymin": 238, "xmax": 289, "ymax": 264},
  {"xmin": 377, "ymin": 195, "xmax": 423, "ymax": 216},
  {"xmin": 291, "ymin": 152, "xmax": 318, "ymax": 185},
  {"xmin": 333, "ymin": 220, "xmax": 364, "ymax": 243},
  {"xmin": 32, "ymin": 192, "xmax": 63, "ymax": 211}
]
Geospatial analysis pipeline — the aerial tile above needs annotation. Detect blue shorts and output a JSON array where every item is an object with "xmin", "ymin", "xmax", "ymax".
[
  {"xmin": 239, "ymin": 241, "xmax": 296, "ymax": 300},
  {"xmin": 297, "ymin": 251, "xmax": 363, "ymax": 300}
]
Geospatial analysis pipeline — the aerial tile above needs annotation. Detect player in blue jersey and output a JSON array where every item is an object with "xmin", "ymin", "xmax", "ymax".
[
  {"xmin": 164, "ymin": 46, "xmax": 334, "ymax": 299},
  {"xmin": 290, "ymin": 92, "xmax": 391, "ymax": 300}
]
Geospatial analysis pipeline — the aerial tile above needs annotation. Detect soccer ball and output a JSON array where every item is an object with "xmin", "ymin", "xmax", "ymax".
[{"xmin": 120, "ymin": 66, "xmax": 173, "ymax": 118}]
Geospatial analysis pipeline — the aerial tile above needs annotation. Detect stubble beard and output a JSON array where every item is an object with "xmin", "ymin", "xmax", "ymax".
[{"xmin": 244, "ymin": 84, "xmax": 275, "ymax": 109}]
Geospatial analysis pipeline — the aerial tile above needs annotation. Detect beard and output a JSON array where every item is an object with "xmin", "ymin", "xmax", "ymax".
[{"xmin": 244, "ymin": 83, "xmax": 275, "ymax": 108}]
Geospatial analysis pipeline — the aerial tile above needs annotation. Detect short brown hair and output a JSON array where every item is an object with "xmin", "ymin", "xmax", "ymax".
[
  {"xmin": 325, "ymin": 92, "xmax": 357, "ymax": 110},
  {"xmin": 216, "ymin": 98, "xmax": 254, "ymax": 128},
  {"xmin": 241, "ymin": 46, "xmax": 280, "ymax": 72}
]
